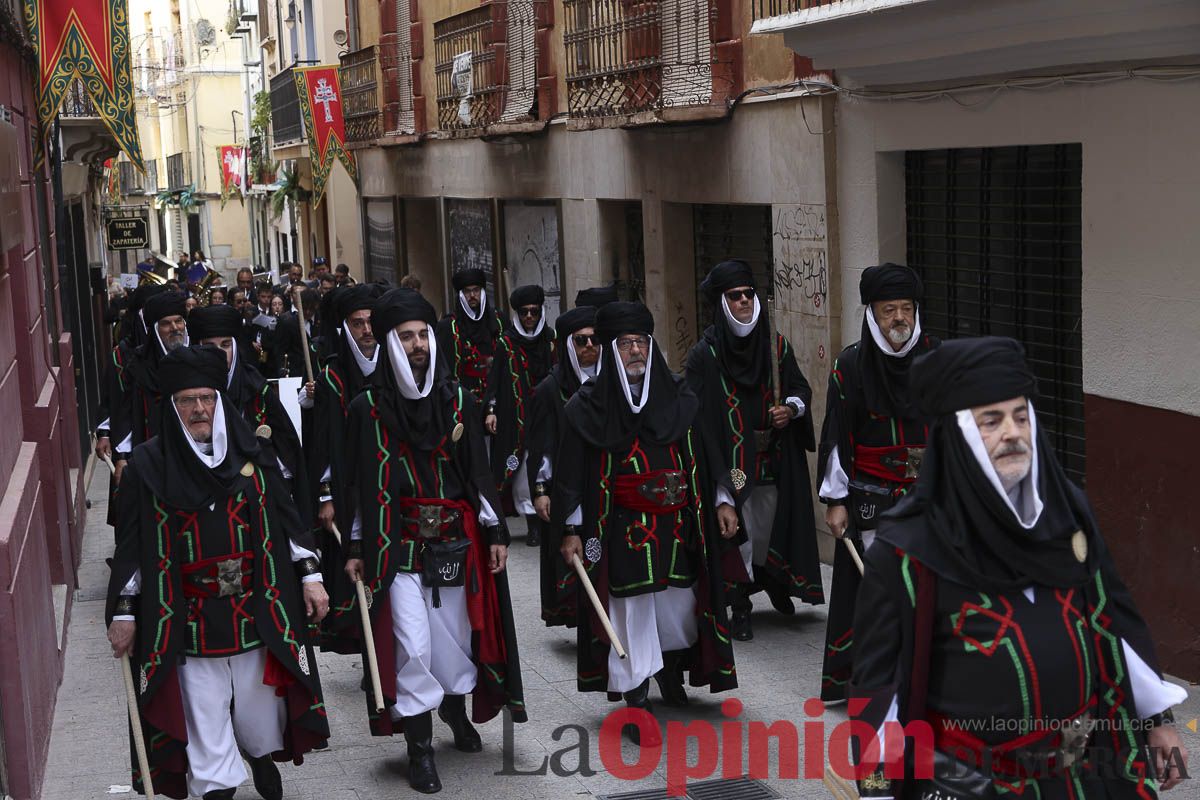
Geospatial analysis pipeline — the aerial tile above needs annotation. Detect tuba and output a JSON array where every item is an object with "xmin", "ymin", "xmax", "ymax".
[
  {"xmin": 137, "ymin": 269, "xmax": 168, "ymax": 286},
  {"xmin": 194, "ymin": 267, "xmax": 221, "ymax": 306}
]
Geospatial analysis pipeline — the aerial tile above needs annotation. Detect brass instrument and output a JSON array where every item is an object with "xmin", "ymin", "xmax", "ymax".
[
  {"xmin": 137, "ymin": 269, "xmax": 168, "ymax": 286},
  {"xmin": 193, "ymin": 267, "xmax": 222, "ymax": 306}
]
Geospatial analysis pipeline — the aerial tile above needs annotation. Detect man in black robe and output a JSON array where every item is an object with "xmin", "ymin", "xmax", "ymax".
[
  {"xmin": 106, "ymin": 345, "xmax": 330, "ymax": 800},
  {"xmin": 526, "ymin": 305, "xmax": 600, "ymax": 626},
  {"xmin": 686, "ymin": 260, "xmax": 823, "ymax": 642},
  {"xmin": 552, "ymin": 302, "xmax": 737, "ymax": 746},
  {"xmin": 851, "ymin": 337, "xmax": 1189, "ymax": 799},
  {"xmin": 435, "ymin": 268, "xmax": 502, "ymax": 403},
  {"xmin": 111, "ymin": 291, "xmax": 192, "ymax": 486},
  {"xmin": 483, "ymin": 284, "xmax": 557, "ymax": 547},
  {"xmin": 817, "ymin": 263, "xmax": 939, "ymax": 703},
  {"xmin": 188, "ymin": 304, "xmax": 311, "ymax": 515},
  {"xmin": 273, "ymin": 288, "xmax": 320, "ymax": 379},
  {"xmin": 340, "ymin": 288, "xmax": 526, "ymax": 794}
]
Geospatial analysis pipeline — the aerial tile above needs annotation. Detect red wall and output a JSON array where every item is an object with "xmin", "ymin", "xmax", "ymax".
[{"xmin": 1086, "ymin": 394, "xmax": 1200, "ymax": 681}]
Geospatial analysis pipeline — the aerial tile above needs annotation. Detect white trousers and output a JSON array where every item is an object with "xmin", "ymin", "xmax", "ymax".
[
  {"xmin": 738, "ymin": 486, "xmax": 779, "ymax": 580},
  {"xmin": 388, "ymin": 571, "xmax": 478, "ymax": 719},
  {"xmin": 606, "ymin": 586, "xmax": 698, "ymax": 693},
  {"xmin": 511, "ymin": 456, "xmax": 534, "ymax": 516},
  {"xmin": 177, "ymin": 648, "xmax": 286, "ymax": 797}
]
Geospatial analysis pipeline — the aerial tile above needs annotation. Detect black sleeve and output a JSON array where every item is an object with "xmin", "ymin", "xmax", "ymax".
[
  {"xmin": 523, "ymin": 379, "xmax": 553, "ymax": 500},
  {"xmin": 457, "ymin": 391, "xmax": 511, "ymax": 545},
  {"xmin": 548, "ymin": 423, "xmax": 586, "ymax": 535},
  {"xmin": 105, "ymin": 461, "xmax": 146, "ymax": 624},
  {"xmin": 481, "ymin": 340, "xmax": 506, "ymax": 411}
]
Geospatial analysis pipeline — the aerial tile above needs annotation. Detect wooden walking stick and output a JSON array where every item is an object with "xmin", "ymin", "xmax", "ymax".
[
  {"xmin": 766, "ymin": 293, "xmax": 783, "ymax": 408},
  {"xmin": 330, "ymin": 523, "xmax": 386, "ymax": 712},
  {"xmin": 121, "ymin": 656, "xmax": 156, "ymax": 799},
  {"xmin": 292, "ymin": 285, "xmax": 315, "ymax": 386},
  {"xmin": 822, "ymin": 529, "xmax": 866, "ymax": 576},
  {"xmin": 101, "ymin": 452, "xmax": 116, "ymax": 475},
  {"xmin": 570, "ymin": 553, "xmax": 627, "ymax": 659},
  {"xmin": 823, "ymin": 765, "xmax": 860, "ymax": 800}
]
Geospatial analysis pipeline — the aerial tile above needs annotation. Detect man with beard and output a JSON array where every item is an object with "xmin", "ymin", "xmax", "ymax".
[
  {"xmin": 188, "ymin": 305, "xmax": 310, "ymax": 514},
  {"xmin": 552, "ymin": 302, "xmax": 736, "ymax": 745},
  {"xmin": 483, "ymin": 285, "xmax": 557, "ymax": 547},
  {"xmin": 106, "ymin": 345, "xmax": 330, "ymax": 800},
  {"xmin": 686, "ymin": 261, "xmax": 823, "ymax": 642},
  {"xmin": 111, "ymin": 291, "xmax": 192, "ymax": 485},
  {"xmin": 435, "ymin": 268, "xmax": 502, "ymax": 403},
  {"xmin": 339, "ymin": 288, "xmax": 526, "ymax": 794},
  {"xmin": 816, "ymin": 263, "xmax": 939, "ymax": 704},
  {"xmin": 525, "ymin": 305, "xmax": 600, "ymax": 627},
  {"xmin": 850, "ymin": 337, "xmax": 1188, "ymax": 799}
]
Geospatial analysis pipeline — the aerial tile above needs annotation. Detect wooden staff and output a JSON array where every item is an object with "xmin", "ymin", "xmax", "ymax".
[
  {"xmin": 291, "ymin": 285, "xmax": 315, "ymax": 386},
  {"xmin": 570, "ymin": 553, "xmax": 627, "ymax": 659},
  {"xmin": 121, "ymin": 656, "xmax": 156, "ymax": 799},
  {"xmin": 822, "ymin": 529, "xmax": 866, "ymax": 576},
  {"xmin": 766, "ymin": 294, "xmax": 782, "ymax": 407},
  {"xmin": 101, "ymin": 452, "xmax": 116, "ymax": 475},
  {"xmin": 823, "ymin": 765, "xmax": 860, "ymax": 800},
  {"xmin": 330, "ymin": 523, "xmax": 385, "ymax": 712}
]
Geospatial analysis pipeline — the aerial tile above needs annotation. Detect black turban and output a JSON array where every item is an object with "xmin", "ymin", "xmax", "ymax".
[
  {"xmin": 509, "ymin": 284, "xmax": 545, "ymax": 308},
  {"xmin": 452, "ymin": 268, "xmax": 488, "ymax": 292},
  {"xmin": 575, "ymin": 284, "xmax": 619, "ymax": 309},
  {"xmin": 372, "ymin": 287, "xmax": 437, "ymax": 337},
  {"xmin": 187, "ymin": 304, "xmax": 243, "ymax": 340},
  {"xmin": 555, "ymin": 306, "xmax": 596, "ymax": 340},
  {"xmin": 859, "ymin": 263, "xmax": 923, "ymax": 305},
  {"xmin": 158, "ymin": 345, "xmax": 227, "ymax": 396},
  {"xmin": 595, "ymin": 301, "xmax": 654, "ymax": 343},
  {"xmin": 910, "ymin": 336, "xmax": 1038, "ymax": 417},
  {"xmin": 130, "ymin": 282, "xmax": 168, "ymax": 313},
  {"xmin": 332, "ymin": 283, "xmax": 380, "ymax": 323},
  {"xmin": 143, "ymin": 291, "xmax": 189, "ymax": 327},
  {"xmin": 699, "ymin": 260, "xmax": 755, "ymax": 305}
]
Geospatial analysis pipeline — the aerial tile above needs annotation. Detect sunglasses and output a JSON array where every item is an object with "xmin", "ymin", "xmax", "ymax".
[
  {"xmin": 572, "ymin": 334, "xmax": 597, "ymax": 347},
  {"xmin": 724, "ymin": 288, "xmax": 755, "ymax": 302},
  {"xmin": 517, "ymin": 305, "xmax": 541, "ymax": 318}
]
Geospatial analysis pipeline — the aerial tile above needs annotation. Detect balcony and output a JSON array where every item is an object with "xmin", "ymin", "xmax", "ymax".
[
  {"xmin": 339, "ymin": 46, "xmax": 384, "ymax": 145},
  {"xmin": 58, "ymin": 77, "xmax": 121, "ymax": 163},
  {"xmin": 564, "ymin": 0, "xmax": 727, "ymax": 126},
  {"xmin": 166, "ymin": 152, "xmax": 191, "ymax": 190},
  {"xmin": 270, "ymin": 66, "xmax": 305, "ymax": 147},
  {"xmin": 750, "ymin": 0, "xmax": 1200, "ymax": 86},
  {"xmin": 434, "ymin": 0, "xmax": 544, "ymax": 134},
  {"xmin": 59, "ymin": 77, "xmax": 98, "ymax": 118}
]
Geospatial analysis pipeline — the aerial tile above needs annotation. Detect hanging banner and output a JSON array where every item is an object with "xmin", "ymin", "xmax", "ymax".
[
  {"xmin": 25, "ymin": 0, "xmax": 144, "ymax": 170},
  {"xmin": 218, "ymin": 144, "xmax": 245, "ymax": 209},
  {"xmin": 293, "ymin": 65, "xmax": 357, "ymax": 208}
]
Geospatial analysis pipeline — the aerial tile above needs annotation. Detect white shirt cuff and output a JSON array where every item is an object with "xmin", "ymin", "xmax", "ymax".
[
  {"xmin": 536, "ymin": 455, "xmax": 553, "ymax": 483},
  {"xmin": 116, "ymin": 431, "xmax": 133, "ymax": 455},
  {"xmin": 566, "ymin": 505, "xmax": 582, "ymax": 526},
  {"xmin": 1123, "ymin": 639, "xmax": 1187, "ymax": 718},
  {"xmin": 477, "ymin": 494, "xmax": 499, "ymax": 527},
  {"xmin": 351, "ymin": 511, "xmax": 362, "ymax": 541},
  {"xmin": 715, "ymin": 485, "xmax": 736, "ymax": 507},
  {"xmin": 819, "ymin": 444, "xmax": 850, "ymax": 500},
  {"xmin": 785, "ymin": 396, "xmax": 806, "ymax": 418},
  {"xmin": 298, "ymin": 385, "xmax": 314, "ymax": 409}
]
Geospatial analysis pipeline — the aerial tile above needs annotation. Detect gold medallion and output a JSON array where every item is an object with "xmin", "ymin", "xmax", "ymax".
[
  {"xmin": 255, "ymin": 424, "xmax": 272, "ymax": 439},
  {"xmin": 240, "ymin": 461, "xmax": 255, "ymax": 477},
  {"xmin": 730, "ymin": 468, "xmax": 747, "ymax": 492},
  {"xmin": 452, "ymin": 422, "xmax": 465, "ymax": 442},
  {"xmin": 1071, "ymin": 530, "xmax": 1088, "ymax": 563}
]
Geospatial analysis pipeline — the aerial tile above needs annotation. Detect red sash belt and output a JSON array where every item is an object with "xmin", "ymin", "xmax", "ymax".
[
  {"xmin": 853, "ymin": 444, "xmax": 925, "ymax": 484},
  {"xmin": 613, "ymin": 470, "xmax": 690, "ymax": 514},
  {"xmin": 181, "ymin": 551, "xmax": 254, "ymax": 599}
]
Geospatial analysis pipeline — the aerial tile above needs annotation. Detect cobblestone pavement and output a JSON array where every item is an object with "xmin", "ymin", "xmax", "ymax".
[{"xmin": 44, "ymin": 468, "xmax": 1199, "ymax": 800}]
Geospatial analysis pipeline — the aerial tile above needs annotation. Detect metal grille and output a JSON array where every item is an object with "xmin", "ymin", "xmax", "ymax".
[
  {"xmin": 340, "ymin": 45, "xmax": 381, "ymax": 143},
  {"xmin": 693, "ymin": 203, "xmax": 774, "ymax": 334},
  {"xmin": 434, "ymin": 6, "xmax": 502, "ymax": 130},
  {"xmin": 384, "ymin": 0, "xmax": 417, "ymax": 135},
  {"xmin": 752, "ymin": 0, "xmax": 842, "ymax": 22},
  {"xmin": 364, "ymin": 198, "xmax": 400, "ymax": 285},
  {"xmin": 564, "ymin": 0, "xmax": 663, "ymax": 118},
  {"xmin": 906, "ymin": 144, "xmax": 1085, "ymax": 482},
  {"xmin": 270, "ymin": 66, "xmax": 305, "ymax": 145},
  {"xmin": 599, "ymin": 777, "xmax": 779, "ymax": 800},
  {"xmin": 59, "ymin": 77, "xmax": 97, "ymax": 117}
]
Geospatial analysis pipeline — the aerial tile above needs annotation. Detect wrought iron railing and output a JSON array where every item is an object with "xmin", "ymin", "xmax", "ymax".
[
  {"xmin": 339, "ymin": 46, "xmax": 382, "ymax": 143},
  {"xmin": 564, "ymin": 0, "xmax": 716, "ymax": 118},
  {"xmin": 434, "ymin": 6, "xmax": 502, "ymax": 130},
  {"xmin": 60, "ymin": 78, "xmax": 98, "ymax": 118},
  {"xmin": 270, "ymin": 66, "xmax": 305, "ymax": 145},
  {"xmin": 752, "ymin": 0, "xmax": 842, "ymax": 21},
  {"xmin": 166, "ymin": 152, "xmax": 191, "ymax": 190}
]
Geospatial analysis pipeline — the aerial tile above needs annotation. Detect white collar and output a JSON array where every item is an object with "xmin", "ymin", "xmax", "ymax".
[
  {"xmin": 171, "ymin": 392, "xmax": 229, "ymax": 468},
  {"xmin": 721, "ymin": 294, "xmax": 761, "ymax": 337},
  {"xmin": 566, "ymin": 335, "xmax": 601, "ymax": 385},
  {"xmin": 138, "ymin": 308, "xmax": 148, "ymax": 335},
  {"xmin": 343, "ymin": 326, "xmax": 379, "ymax": 376},
  {"xmin": 955, "ymin": 402, "xmax": 1043, "ymax": 528},
  {"xmin": 226, "ymin": 339, "xmax": 238, "ymax": 388},
  {"xmin": 459, "ymin": 289, "xmax": 486, "ymax": 321},
  {"xmin": 509, "ymin": 308, "xmax": 546, "ymax": 341},
  {"xmin": 865, "ymin": 306, "xmax": 922, "ymax": 358},
  {"xmin": 613, "ymin": 337, "xmax": 653, "ymax": 414},
  {"xmin": 386, "ymin": 326, "xmax": 438, "ymax": 400}
]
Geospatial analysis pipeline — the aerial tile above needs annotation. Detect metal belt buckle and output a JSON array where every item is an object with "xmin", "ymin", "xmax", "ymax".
[
  {"xmin": 417, "ymin": 505, "xmax": 443, "ymax": 539},
  {"xmin": 754, "ymin": 429, "xmax": 772, "ymax": 451},
  {"xmin": 1057, "ymin": 712, "xmax": 1095, "ymax": 769},
  {"xmin": 905, "ymin": 447, "xmax": 926, "ymax": 479},
  {"xmin": 216, "ymin": 558, "xmax": 245, "ymax": 598},
  {"xmin": 639, "ymin": 471, "xmax": 687, "ymax": 506}
]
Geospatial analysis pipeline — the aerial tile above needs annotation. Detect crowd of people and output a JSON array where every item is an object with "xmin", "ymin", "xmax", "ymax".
[{"xmin": 95, "ymin": 259, "xmax": 1188, "ymax": 800}]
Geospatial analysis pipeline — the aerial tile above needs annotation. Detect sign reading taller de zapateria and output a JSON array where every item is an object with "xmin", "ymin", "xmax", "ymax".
[{"xmin": 106, "ymin": 216, "xmax": 148, "ymax": 250}]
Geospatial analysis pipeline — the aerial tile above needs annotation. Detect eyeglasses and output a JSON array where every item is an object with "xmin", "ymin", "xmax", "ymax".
[
  {"xmin": 517, "ymin": 305, "xmax": 541, "ymax": 318},
  {"xmin": 572, "ymin": 334, "xmax": 597, "ymax": 347},
  {"xmin": 724, "ymin": 288, "xmax": 755, "ymax": 302},
  {"xmin": 615, "ymin": 335, "xmax": 650, "ymax": 353},
  {"xmin": 174, "ymin": 392, "xmax": 217, "ymax": 409}
]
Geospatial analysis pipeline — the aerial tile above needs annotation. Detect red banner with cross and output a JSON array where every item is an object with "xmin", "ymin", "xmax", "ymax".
[{"xmin": 293, "ymin": 65, "xmax": 357, "ymax": 208}]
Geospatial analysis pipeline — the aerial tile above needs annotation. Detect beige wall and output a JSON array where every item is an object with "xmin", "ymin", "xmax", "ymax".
[{"xmin": 835, "ymin": 77, "xmax": 1200, "ymax": 416}]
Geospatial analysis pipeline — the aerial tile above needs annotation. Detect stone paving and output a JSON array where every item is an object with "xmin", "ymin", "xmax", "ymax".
[{"xmin": 44, "ymin": 468, "xmax": 1200, "ymax": 800}]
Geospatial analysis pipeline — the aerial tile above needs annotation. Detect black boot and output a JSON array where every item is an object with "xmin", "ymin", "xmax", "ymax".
[
  {"xmin": 621, "ymin": 679, "xmax": 661, "ymax": 746},
  {"xmin": 653, "ymin": 650, "xmax": 689, "ymax": 707},
  {"xmin": 729, "ymin": 586, "xmax": 753, "ymax": 641},
  {"xmin": 404, "ymin": 711, "xmax": 442, "ymax": 794},
  {"xmin": 525, "ymin": 514, "xmax": 541, "ymax": 547},
  {"xmin": 202, "ymin": 790, "xmax": 236, "ymax": 800},
  {"xmin": 763, "ymin": 576, "xmax": 796, "ymax": 616},
  {"xmin": 245, "ymin": 752, "xmax": 282, "ymax": 800},
  {"xmin": 438, "ymin": 693, "xmax": 483, "ymax": 752}
]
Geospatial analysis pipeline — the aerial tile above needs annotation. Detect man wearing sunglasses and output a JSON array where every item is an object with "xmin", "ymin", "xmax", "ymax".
[
  {"xmin": 524, "ymin": 304, "xmax": 601, "ymax": 627},
  {"xmin": 435, "ymin": 268, "xmax": 503, "ymax": 403},
  {"xmin": 687, "ymin": 260, "xmax": 823, "ymax": 644},
  {"xmin": 482, "ymin": 285, "xmax": 558, "ymax": 547}
]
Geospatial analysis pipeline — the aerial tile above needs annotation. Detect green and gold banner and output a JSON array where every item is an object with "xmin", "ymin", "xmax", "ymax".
[{"xmin": 24, "ymin": 0, "xmax": 143, "ymax": 169}]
